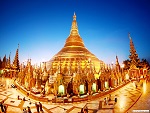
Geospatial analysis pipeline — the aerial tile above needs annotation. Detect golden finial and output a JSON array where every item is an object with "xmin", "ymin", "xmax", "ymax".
[
  {"xmin": 70, "ymin": 12, "xmax": 79, "ymax": 36},
  {"xmin": 128, "ymin": 32, "xmax": 131, "ymax": 40},
  {"xmin": 18, "ymin": 43, "xmax": 19, "ymax": 49},
  {"xmin": 73, "ymin": 12, "xmax": 76, "ymax": 20}
]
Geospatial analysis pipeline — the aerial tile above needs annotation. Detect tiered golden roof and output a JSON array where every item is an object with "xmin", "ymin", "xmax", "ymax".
[{"xmin": 48, "ymin": 13, "xmax": 104, "ymax": 73}]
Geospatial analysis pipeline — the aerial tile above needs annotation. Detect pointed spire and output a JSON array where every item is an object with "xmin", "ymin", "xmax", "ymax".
[
  {"xmin": 73, "ymin": 12, "xmax": 76, "ymax": 20},
  {"xmin": 39, "ymin": 62, "xmax": 42, "ymax": 73},
  {"xmin": 7, "ymin": 52, "xmax": 11, "ymax": 68},
  {"xmin": 44, "ymin": 62, "xmax": 47, "ymax": 72},
  {"xmin": 128, "ymin": 32, "xmax": 131, "ymax": 40},
  {"xmin": 70, "ymin": 12, "xmax": 79, "ymax": 36},
  {"xmin": 115, "ymin": 56, "xmax": 120, "ymax": 72},
  {"xmin": 13, "ymin": 44, "xmax": 20, "ymax": 71},
  {"xmin": 18, "ymin": 43, "xmax": 19, "ymax": 50},
  {"xmin": 129, "ymin": 33, "xmax": 140, "ymax": 68},
  {"xmin": 116, "ymin": 56, "xmax": 119, "ymax": 65},
  {"xmin": 2, "ymin": 54, "xmax": 7, "ymax": 68}
]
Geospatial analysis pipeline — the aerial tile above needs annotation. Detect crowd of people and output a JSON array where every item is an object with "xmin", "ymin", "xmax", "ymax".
[
  {"xmin": 22, "ymin": 106, "xmax": 31, "ymax": 113},
  {"xmin": 22, "ymin": 101, "xmax": 43, "ymax": 113},
  {"xmin": 16, "ymin": 94, "xmax": 44, "ymax": 113}
]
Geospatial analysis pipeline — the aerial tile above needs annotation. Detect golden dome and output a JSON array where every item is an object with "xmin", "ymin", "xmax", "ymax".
[{"xmin": 48, "ymin": 13, "xmax": 105, "ymax": 73}]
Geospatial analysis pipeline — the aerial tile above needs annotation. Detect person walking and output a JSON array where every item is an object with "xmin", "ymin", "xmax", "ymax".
[
  {"xmin": 22, "ymin": 109, "xmax": 25, "ymax": 113},
  {"xmin": 39, "ymin": 102, "xmax": 43, "ymax": 112},
  {"xmin": 81, "ymin": 108, "xmax": 84, "ymax": 113},
  {"xmin": 27, "ymin": 106, "xmax": 32, "ymax": 113},
  {"xmin": 108, "ymin": 94, "xmax": 111, "ymax": 101},
  {"xmin": 84, "ymin": 106, "xmax": 88, "ymax": 113},
  {"xmin": 104, "ymin": 98, "xmax": 106, "ymax": 105},
  {"xmin": 115, "ymin": 95, "xmax": 117, "ymax": 102},
  {"xmin": 35, "ymin": 102, "xmax": 39, "ymax": 113},
  {"xmin": 3, "ymin": 104, "xmax": 7, "ymax": 113},
  {"xmin": 24, "ymin": 108, "xmax": 27, "ymax": 113},
  {"xmin": 0, "ymin": 102, "xmax": 5, "ymax": 112}
]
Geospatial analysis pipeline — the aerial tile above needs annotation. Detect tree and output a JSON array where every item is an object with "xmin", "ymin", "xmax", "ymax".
[
  {"xmin": 139, "ymin": 59, "xmax": 150, "ymax": 69},
  {"xmin": 123, "ymin": 59, "xmax": 130, "ymax": 70}
]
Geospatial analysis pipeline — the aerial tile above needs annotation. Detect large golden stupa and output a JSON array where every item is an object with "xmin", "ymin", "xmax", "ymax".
[{"xmin": 48, "ymin": 13, "xmax": 104, "ymax": 73}]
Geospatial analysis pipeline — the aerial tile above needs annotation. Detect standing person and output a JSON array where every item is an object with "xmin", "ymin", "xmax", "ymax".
[
  {"xmin": 23, "ymin": 97, "xmax": 26, "ymax": 101},
  {"xmin": 27, "ymin": 106, "xmax": 32, "ymax": 113},
  {"xmin": 0, "ymin": 102, "xmax": 4, "ymax": 112},
  {"xmin": 3, "ymin": 104, "xmax": 7, "ymax": 113},
  {"xmin": 39, "ymin": 102, "xmax": 43, "ymax": 112},
  {"xmin": 84, "ymin": 106, "xmax": 88, "ymax": 113},
  {"xmin": 18, "ymin": 95, "xmax": 20, "ymax": 100},
  {"xmin": 106, "ymin": 97, "xmax": 109, "ymax": 105},
  {"xmin": 108, "ymin": 94, "xmax": 111, "ymax": 101},
  {"xmin": 104, "ymin": 98, "xmax": 106, "ymax": 105},
  {"xmin": 115, "ymin": 95, "xmax": 117, "ymax": 102},
  {"xmin": 24, "ymin": 108, "xmax": 27, "ymax": 113},
  {"xmin": 81, "ymin": 108, "xmax": 84, "ymax": 113},
  {"xmin": 22, "ymin": 109, "xmax": 24, "ymax": 113},
  {"xmin": 35, "ymin": 102, "xmax": 39, "ymax": 113}
]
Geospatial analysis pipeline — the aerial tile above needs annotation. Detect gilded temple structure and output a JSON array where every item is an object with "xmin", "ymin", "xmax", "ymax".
[
  {"xmin": 0, "ymin": 45, "xmax": 20, "ymax": 78},
  {"xmin": 48, "ymin": 13, "xmax": 104, "ymax": 72},
  {"xmin": 128, "ymin": 33, "xmax": 148, "ymax": 79},
  {"xmin": 3, "ymin": 13, "xmax": 146, "ymax": 99},
  {"xmin": 45, "ymin": 13, "xmax": 106, "ymax": 96}
]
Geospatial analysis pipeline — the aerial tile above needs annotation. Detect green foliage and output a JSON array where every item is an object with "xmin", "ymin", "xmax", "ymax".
[
  {"xmin": 123, "ymin": 58, "xmax": 150, "ymax": 70},
  {"xmin": 123, "ymin": 59, "xmax": 130, "ymax": 70}
]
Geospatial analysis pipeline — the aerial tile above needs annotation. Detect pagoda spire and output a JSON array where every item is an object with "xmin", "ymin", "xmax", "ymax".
[
  {"xmin": 128, "ymin": 33, "xmax": 140, "ymax": 69},
  {"xmin": 116, "ymin": 55, "xmax": 119, "ymax": 65},
  {"xmin": 43, "ymin": 62, "xmax": 47, "ymax": 72},
  {"xmin": 7, "ymin": 52, "xmax": 11, "ymax": 68},
  {"xmin": 13, "ymin": 44, "xmax": 20, "ymax": 71},
  {"xmin": 70, "ymin": 12, "xmax": 79, "ymax": 36},
  {"xmin": 115, "ymin": 55, "xmax": 120, "ymax": 72}
]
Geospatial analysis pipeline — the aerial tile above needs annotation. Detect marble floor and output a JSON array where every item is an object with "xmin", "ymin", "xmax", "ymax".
[{"xmin": 0, "ymin": 77, "xmax": 150, "ymax": 113}]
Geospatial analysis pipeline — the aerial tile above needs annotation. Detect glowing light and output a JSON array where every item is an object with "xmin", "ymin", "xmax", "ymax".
[
  {"xmin": 105, "ymin": 81, "xmax": 109, "ymax": 89},
  {"xmin": 58, "ymin": 85, "xmax": 64, "ymax": 94},
  {"xmin": 119, "ymin": 95, "xmax": 126, "ymax": 110},
  {"xmin": 79, "ymin": 84, "xmax": 84, "ymax": 94},
  {"xmin": 92, "ymin": 83, "xmax": 96, "ymax": 92},
  {"xmin": 94, "ymin": 73, "xmax": 99, "ymax": 80},
  {"xmin": 143, "ymin": 80, "xmax": 147, "ymax": 95},
  {"xmin": 121, "ymin": 64, "xmax": 124, "ymax": 68},
  {"xmin": 0, "ymin": 70, "xmax": 4, "ymax": 74},
  {"xmin": 125, "ymin": 74, "xmax": 129, "ymax": 80}
]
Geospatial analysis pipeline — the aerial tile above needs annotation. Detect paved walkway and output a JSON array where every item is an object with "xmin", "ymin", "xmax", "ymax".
[
  {"xmin": 0, "ymin": 77, "xmax": 150, "ymax": 113},
  {"xmin": 127, "ymin": 80, "xmax": 150, "ymax": 113}
]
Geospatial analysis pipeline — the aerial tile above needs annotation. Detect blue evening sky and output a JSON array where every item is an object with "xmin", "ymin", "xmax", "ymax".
[{"xmin": 0, "ymin": 0, "xmax": 150, "ymax": 65}]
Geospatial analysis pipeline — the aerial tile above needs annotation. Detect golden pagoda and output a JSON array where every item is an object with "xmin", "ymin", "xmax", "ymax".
[{"xmin": 48, "ymin": 13, "xmax": 104, "ymax": 73}]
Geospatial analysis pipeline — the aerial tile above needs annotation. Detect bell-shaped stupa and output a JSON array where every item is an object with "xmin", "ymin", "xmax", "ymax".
[{"xmin": 48, "ymin": 13, "xmax": 105, "ymax": 73}]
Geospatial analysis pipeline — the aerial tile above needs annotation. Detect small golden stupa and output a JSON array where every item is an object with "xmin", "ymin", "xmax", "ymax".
[{"xmin": 48, "ymin": 13, "xmax": 105, "ymax": 73}]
